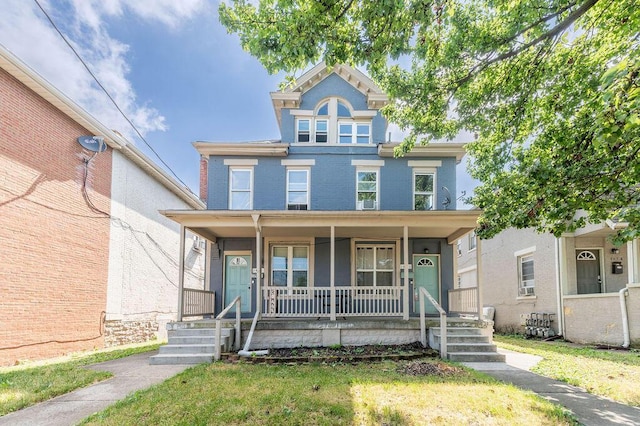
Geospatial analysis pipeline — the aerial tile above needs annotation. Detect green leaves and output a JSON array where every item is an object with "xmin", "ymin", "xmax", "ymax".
[{"xmin": 219, "ymin": 0, "xmax": 640, "ymax": 242}]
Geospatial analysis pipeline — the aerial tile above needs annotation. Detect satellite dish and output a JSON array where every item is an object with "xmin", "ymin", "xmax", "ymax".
[{"xmin": 77, "ymin": 136, "xmax": 107, "ymax": 152}]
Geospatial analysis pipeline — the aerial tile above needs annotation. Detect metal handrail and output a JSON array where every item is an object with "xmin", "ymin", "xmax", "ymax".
[
  {"xmin": 419, "ymin": 287, "xmax": 447, "ymax": 359},
  {"xmin": 214, "ymin": 296, "xmax": 241, "ymax": 361}
]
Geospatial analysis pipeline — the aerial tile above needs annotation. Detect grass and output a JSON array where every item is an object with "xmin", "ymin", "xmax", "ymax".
[
  {"xmin": 495, "ymin": 335, "xmax": 640, "ymax": 406},
  {"xmin": 80, "ymin": 360, "xmax": 577, "ymax": 425},
  {"xmin": 0, "ymin": 341, "xmax": 161, "ymax": 416}
]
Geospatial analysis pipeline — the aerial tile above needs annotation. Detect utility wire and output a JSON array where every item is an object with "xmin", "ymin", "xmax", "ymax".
[{"xmin": 33, "ymin": 0, "xmax": 193, "ymax": 193}]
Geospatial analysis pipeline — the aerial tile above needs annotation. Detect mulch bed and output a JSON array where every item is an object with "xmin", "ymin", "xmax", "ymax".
[{"xmin": 223, "ymin": 342, "xmax": 438, "ymax": 364}]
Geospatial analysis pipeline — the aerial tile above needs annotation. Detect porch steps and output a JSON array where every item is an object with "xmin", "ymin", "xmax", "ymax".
[
  {"xmin": 430, "ymin": 326, "xmax": 505, "ymax": 362},
  {"xmin": 149, "ymin": 326, "xmax": 234, "ymax": 365}
]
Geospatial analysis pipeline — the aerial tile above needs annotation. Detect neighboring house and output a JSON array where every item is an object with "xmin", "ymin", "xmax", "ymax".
[
  {"xmin": 0, "ymin": 45, "xmax": 206, "ymax": 366},
  {"xmin": 458, "ymin": 224, "xmax": 640, "ymax": 346},
  {"xmin": 160, "ymin": 63, "xmax": 494, "ymax": 359}
]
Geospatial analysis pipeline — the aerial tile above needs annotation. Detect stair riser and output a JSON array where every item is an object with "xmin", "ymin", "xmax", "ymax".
[
  {"xmin": 159, "ymin": 345, "xmax": 216, "ymax": 355},
  {"xmin": 448, "ymin": 353, "xmax": 506, "ymax": 362},
  {"xmin": 446, "ymin": 344, "xmax": 497, "ymax": 353},
  {"xmin": 169, "ymin": 337, "xmax": 221, "ymax": 345},
  {"xmin": 430, "ymin": 328, "xmax": 485, "ymax": 336},
  {"xmin": 168, "ymin": 329, "xmax": 217, "ymax": 337},
  {"xmin": 433, "ymin": 336, "xmax": 489, "ymax": 344},
  {"xmin": 149, "ymin": 355, "xmax": 213, "ymax": 365}
]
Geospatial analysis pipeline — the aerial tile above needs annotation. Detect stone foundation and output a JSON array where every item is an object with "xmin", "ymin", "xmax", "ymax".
[{"xmin": 104, "ymin": 320, "xmax": 159, "ymax": 347}]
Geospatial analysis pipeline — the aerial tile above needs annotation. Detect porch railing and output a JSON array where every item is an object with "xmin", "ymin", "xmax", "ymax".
[
  {"xmin": 182, "ymin": 288, "xmax": 216, "ymax": 317},
  {"xmin": 448, "ymin": 287, "xmax": 478, "ymax": 315},
  {"xmin": 214, "ymin": 296, "xmax": 241, "ymax": 361},
  {"xmin": 262, "ymin": 286, "xmax": 404, "ymax": 318},
  {"xmin": 418, "ymin": 287, "xmax": 447, "ymax": 359}
]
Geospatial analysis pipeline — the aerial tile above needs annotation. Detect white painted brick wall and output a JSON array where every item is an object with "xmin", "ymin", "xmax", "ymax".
[{"xmin": 106, "ymin": 151, "xmax": 205, "ymax": 343}]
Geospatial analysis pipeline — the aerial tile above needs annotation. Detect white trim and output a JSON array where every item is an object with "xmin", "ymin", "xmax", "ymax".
[
  {"xmin": 264, "ymin": 237, "xmax": 315, "ymax": 288},
  {"xmin": 281, "ymin": 159, "xmax": 316, "ymax": 166},
  {"xmin": 351, "ymin": 110, "xmax": 378, "ymax": 118},
  {"xmin": 224, "ymin": 159, "xmax": 258, "ymax": 166},
  {"xmin": 408, "ymin": 160, "xmax": 442, "ymax": 168},
  {"xmin": 286, "ymin": 167, "xmax": 310, "ymax": 210},
  {"xmin": 412, "ymin": 169, "xmax": 437, "ymax": 211},
  {"xmin": 457, "ymin": 265, "xmax": 477, "ymax": 274},
  {"xmin": 355, "ymin": 167, "xmax": 380, "ymax": 210},
  {"xmin": 351, "ymin": 239, "xmax": 400, "ymax": 287},
  {"xmin": 289, "ymin": 110, "xmax": 314, "ymax": 116},
  {"xmin": 352, "ymin": 160, "xmax": 385, "ymax": 167},
  {"xmin": 228, "ymin": 167, "xmax": 254, "ymax": 210},
  {"xmin": 514, "ymin": 246, "xmax": 536, "ymax": 257}
]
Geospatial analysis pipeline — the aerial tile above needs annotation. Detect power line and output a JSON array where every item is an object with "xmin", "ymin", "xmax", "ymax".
[{"xmin": 33, "ymin": 0, "xmax": 193, "ymax": 193}]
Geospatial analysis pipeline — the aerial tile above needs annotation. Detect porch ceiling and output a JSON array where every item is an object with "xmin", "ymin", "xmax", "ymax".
[{"xmin": 161, "ymin": 209, "xmax": 480, "ymax": 243}]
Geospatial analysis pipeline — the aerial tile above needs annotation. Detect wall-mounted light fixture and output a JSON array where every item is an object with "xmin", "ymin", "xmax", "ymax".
[{"xmin": 611, "ymin": 248, "xmax": 620, "ymax": 254}]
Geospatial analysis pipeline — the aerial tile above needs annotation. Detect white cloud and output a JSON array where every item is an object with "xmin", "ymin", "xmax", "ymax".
[{"xmin": 0, "ymin": 0, "xmax": 206, "ymax": 141}]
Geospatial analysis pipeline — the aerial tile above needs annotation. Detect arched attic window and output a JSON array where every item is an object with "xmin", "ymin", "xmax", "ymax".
[{"xmin": 295, "ymin": 97, "xmax": 371, "ymax": 144}]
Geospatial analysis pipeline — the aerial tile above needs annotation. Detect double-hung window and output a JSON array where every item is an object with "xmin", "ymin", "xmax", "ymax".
[
  {"xmin": 338, "ymin": 122, "xmax": 371, "ymax": 144},
  {"xmin": 356, "ymin": 245, "xmax": 394, "ymax": 286},
  {"xmin": 468, "ymin": 231, "xmax": 477, "ymax": 251},
  {"xmin": 296, "ymin": 119, "xmax": 310, "ymax": 143},
  {"xmin": 286, "ymin": 168, "xmax": 309, "ymax": 210},
  {"xmin": 229, "ymin": 168, "xmax": 252, "ymax": 210},
  {"xmin": 356, "ymin": 170, "xmax": 378, "ymax": 210},
  {"xmin": 271, "ymin": 245, "xmax": 309, "ymax": 288},
  {"xmin": 518, "ymin": 254, "xmax": 535, "ymax": 296},
  {"xmin": 413, "ymin": 171, "xmax": 435, "ymax": 210}
]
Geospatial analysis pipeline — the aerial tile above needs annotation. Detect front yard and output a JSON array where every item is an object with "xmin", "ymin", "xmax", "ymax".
[
  {"xmin": 79, "ymin": 360, "xmax": 576, "ymax": 425},
  {"xmin": 495, "ymin": 335, "xmax": 640, "ymax": 406}
]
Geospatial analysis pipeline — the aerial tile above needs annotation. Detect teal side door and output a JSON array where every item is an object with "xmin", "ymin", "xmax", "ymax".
[
  {"xmin": 224, "ymin": 254, "xmax": 252, "ymax": 313},
  {"xmin": 413, "ymin": 254, "xmax": 440, "ymax": 314}
]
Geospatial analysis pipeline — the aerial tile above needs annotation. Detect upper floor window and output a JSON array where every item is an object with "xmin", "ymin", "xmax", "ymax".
[
  {"xmin": 413, "ymin": 171, "xmax": 435, "ymax": 210},
  {"xmin": 468, "ymin": 231, "xmax": 477, "ymax": 251},
  {"xmin": 294, "ymin": 97, "xmax": 372, "ymax": 144},
  {"xmin": 287, "ymin": 168, "xmax": 309, "ymax": 210},
  {"xmin": 356, "ymin": 169, "xmax": 378, "ymax": 210},
  {"xmin": 229, "ymin": 168, "xmax": 253, "ymax": 210}
]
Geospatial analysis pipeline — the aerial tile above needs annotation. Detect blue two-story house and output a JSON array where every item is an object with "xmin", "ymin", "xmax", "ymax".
[{"xmin": 158, "ymin": 63, "xmax": 497, "ymax": 362}]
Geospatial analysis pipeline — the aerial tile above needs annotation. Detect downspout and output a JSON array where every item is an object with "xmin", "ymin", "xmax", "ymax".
[{"xmin": 620, "ymin": 287, "xmax": 630, "ymax": 348}]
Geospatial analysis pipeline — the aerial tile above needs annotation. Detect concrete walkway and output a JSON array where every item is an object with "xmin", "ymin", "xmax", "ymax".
[
  {"xmin": 464, "ymin": 348, "xmax": 640, "ymax": 426},
  {"xmin": 0, "ymin": 351, "xmax": 192, "ymax": 426}
]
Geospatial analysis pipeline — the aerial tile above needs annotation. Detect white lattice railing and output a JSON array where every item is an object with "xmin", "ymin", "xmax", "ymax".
[
  {"xmin": 262, "ymin": 286, "xmax": 404, "ymax": 318},
  {"xmin": 448, "ymin": 287, "xmax": 478, "ymax": 315}
]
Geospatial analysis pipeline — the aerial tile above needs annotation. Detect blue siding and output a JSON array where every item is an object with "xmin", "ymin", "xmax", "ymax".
[{"xmin": 280, "ymin": 73, "xmax": 387, "ymax": 143}]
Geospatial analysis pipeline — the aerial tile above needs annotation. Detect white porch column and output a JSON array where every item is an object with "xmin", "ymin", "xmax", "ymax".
[
  {"xmin": 330, "ymin": 225, "xmax": 336, "ymax": 321},
  {"xmin": 555, "ymin": 237, "xmax": 565, "ymax": 336},
  {"xmin": 403, "ymin": 225, "xmax": 409, "ymax": 320},
  {"xmin": 475, "ymin": 235, "xmax": 483, "ymax": 320},
  {"xmin": 627, "ymin": 239, "xmax": 639, "ymax": 284},
  {"xmin": 256, "ymin": 229, "xmax": 262, "ymax": 317},
  {"xmin": 177, "ymin": 225, "xmax": 186, "ymax": 322}
]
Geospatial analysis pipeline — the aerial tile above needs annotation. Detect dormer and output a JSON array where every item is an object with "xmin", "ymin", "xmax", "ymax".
[{"xmin": 271, "ymin": 63, "xmax": 389, "ymax": 145}]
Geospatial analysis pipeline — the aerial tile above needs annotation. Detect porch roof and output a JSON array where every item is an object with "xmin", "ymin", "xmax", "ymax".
[{"xmin": 160, "ymin": 209, "xmax": 480, "ymax": 244}]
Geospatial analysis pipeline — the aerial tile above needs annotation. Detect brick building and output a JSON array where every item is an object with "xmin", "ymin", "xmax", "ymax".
[{"xmin": 0, "ymin": 44, "xmax": 205, "ymax": 365}]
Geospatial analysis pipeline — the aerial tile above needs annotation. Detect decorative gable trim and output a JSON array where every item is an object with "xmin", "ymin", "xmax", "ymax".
[{"xmin": 271, "ymin": 63, "xmax": 388, "ymax": 127}]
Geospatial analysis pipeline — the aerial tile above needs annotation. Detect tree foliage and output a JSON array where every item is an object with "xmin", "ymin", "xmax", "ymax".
[{"xmin": 219, "ymin": 0, "xmax": 640, "ymax": 242}]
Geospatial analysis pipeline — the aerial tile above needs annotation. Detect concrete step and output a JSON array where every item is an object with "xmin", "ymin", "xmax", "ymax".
[
  {"xmin": 168, "ymin": 328, "xmax": 217, "ymax": 337},
  {"xmin": 430, "ymin": 327, "xmax": 484, "ymax": 336},
  {"xmin": 432, "ymin": 334, "xmax": 490, "ymax": 344},
  {"xmin": 158, "ymin": 344, "xmax": 216, "ymax": 355},
  {"xmin": 447, "ymin": 352, "xmax": 506, "ymax": 362},
  {"xmin": 446, "ymin": 343, "xmax": 497, "ymax": 353},
  {"xmin": 168, "ymin": 336, "xmax": 220, "ymax": 345},
  {"xmin": 149, "ymin": 353, "xmax": 214, "ymax": 365}
]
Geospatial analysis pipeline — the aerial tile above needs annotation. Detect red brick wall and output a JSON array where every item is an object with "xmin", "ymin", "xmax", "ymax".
[{"xmin": 0, "ymin": 68, "xmax": 112, "ymax": 365}]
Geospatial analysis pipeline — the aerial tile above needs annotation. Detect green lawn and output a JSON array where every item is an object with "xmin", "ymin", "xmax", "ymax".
[
  {"xmin": 81, "ymin": 360, "xmax": 577, "ymax": 425},
  {"xmin": 495, "ymin": 335, "xmax": 640, "ymax": 406},
  {"xmin": 0, "ymin": 342, "xmax": 161, "ymax": 416}
]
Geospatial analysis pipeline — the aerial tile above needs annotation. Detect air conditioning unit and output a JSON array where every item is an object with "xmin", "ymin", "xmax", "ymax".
[
  {"xmin": 519, "ymin": 286, "xmax": 535, "ymax": 296},
  {"xmin": 358, "ymin": 199, "xmax": 377, "ymax": 210},
  {"xmin": 287, "ymin": 204, "xmax": 308, "ymax": 211}
]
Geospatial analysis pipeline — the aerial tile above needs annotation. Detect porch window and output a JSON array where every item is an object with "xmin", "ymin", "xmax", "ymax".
[
  {"xmin": 286, "ymin": 168, "xmax": 309, "ymax": 210},
  {"xmin": 468, "ymin": 231, "xmax": 477, "ymax": 251},
  {"xmin": 271, "ymin": 245, "xmax": 309, "ymax": 287},
  {"xmin": 229, "ymin": 168, "xmax": 252, "ymax": 210},
  {"xmin": 413, "ymin": 171, "xmax": 435, "ymax": 210},
  {"xmin": 518, "ymin": 254, "xmax": 535, "ymax": 296},
  {"xmin": 356, "ymin": 170, "xmax": 378, "ymax": 210},
  {"xmin": 356, "ymin": 245, "xmax": 394, "ymax": 286}
]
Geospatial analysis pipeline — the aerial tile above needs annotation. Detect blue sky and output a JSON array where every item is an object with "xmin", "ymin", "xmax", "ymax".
[{"xmin": 0, "ymin": 0, "xmax": 476, "ymax": 200}]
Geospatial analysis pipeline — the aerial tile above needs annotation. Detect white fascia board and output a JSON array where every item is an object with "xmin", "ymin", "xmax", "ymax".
[{"xmin": 194, "ymin": 142, "xmax": 289, "ymax": 157}]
